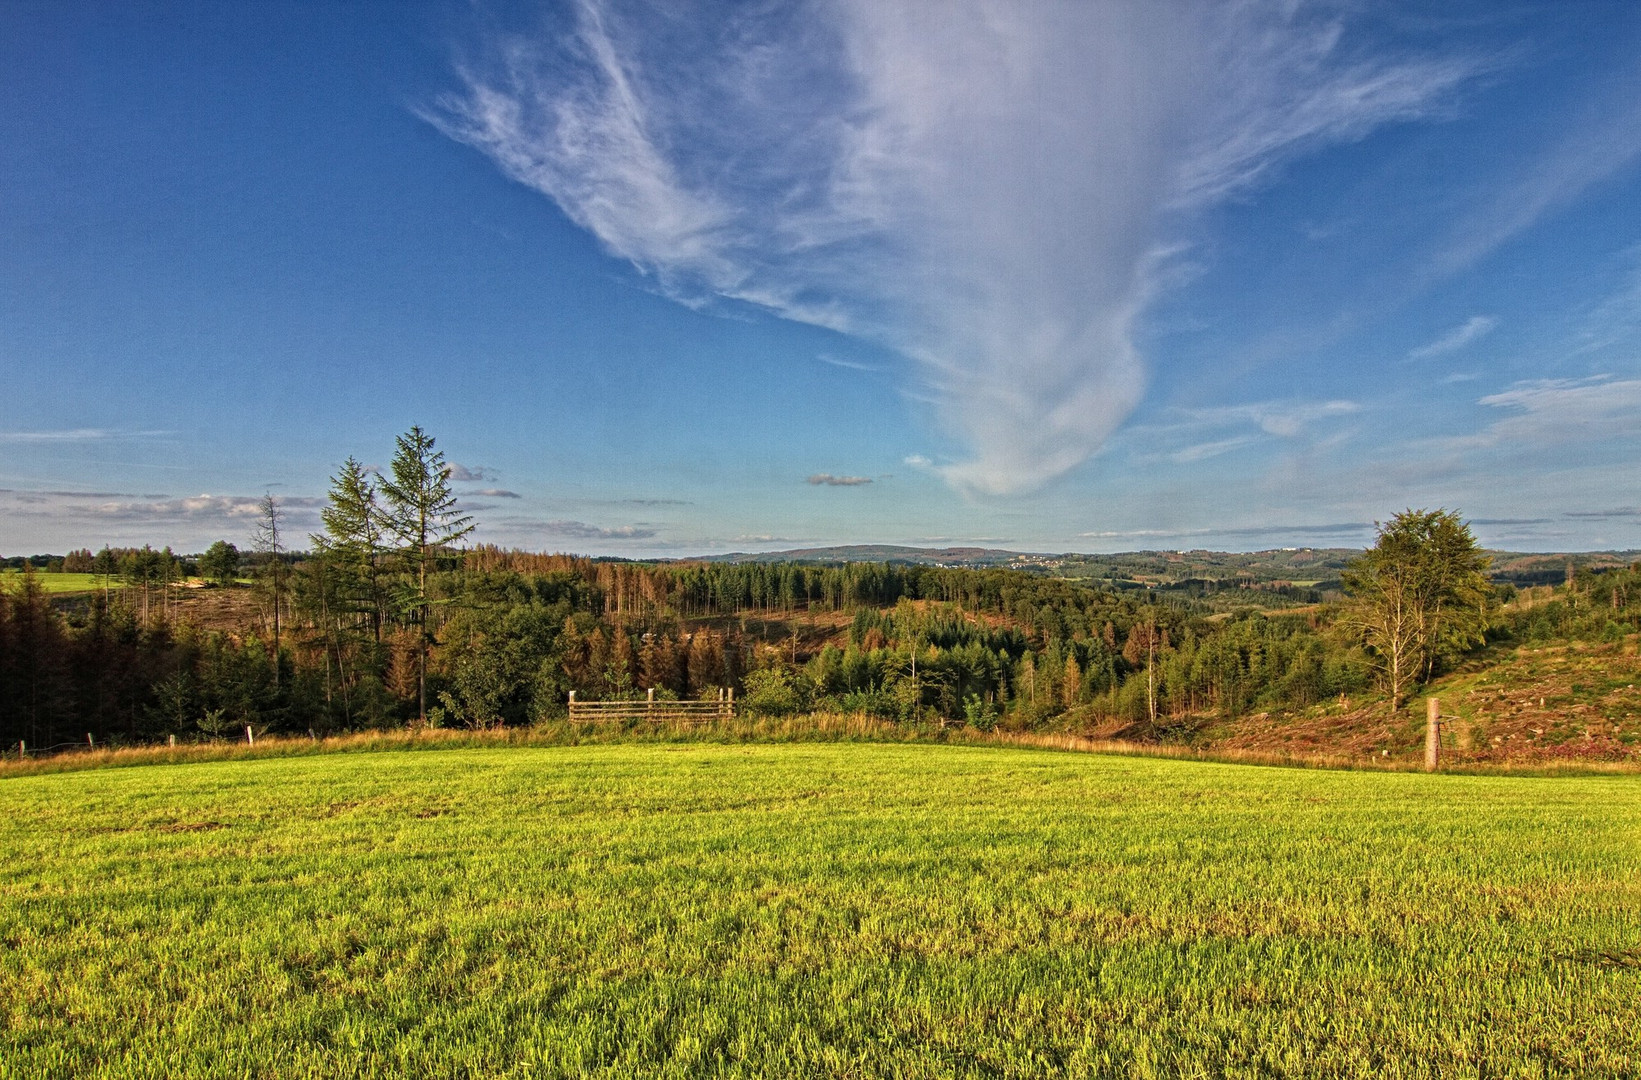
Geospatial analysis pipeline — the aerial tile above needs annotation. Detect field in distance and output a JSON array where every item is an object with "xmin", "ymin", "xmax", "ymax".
[
  {"xmin": 0, "ymin": 570, "xmax": 119, "ymax": 595},
  {"xmin": 3, "ymin": 744, "xmax": 1637, "ymax": 1077}
]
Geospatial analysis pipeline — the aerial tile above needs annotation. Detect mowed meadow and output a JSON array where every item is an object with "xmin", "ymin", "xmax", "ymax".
[{"xmin": 3, "ymin": 744, "xmax": 1639, "ymax": 1078}]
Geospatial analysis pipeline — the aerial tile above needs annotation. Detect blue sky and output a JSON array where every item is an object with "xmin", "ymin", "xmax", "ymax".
[{"xmin": 3, "ymin": 1, "xmax": 1640, "ymax": 556}]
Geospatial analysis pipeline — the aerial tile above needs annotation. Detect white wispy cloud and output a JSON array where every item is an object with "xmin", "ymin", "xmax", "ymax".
[
  {"xmin": 1431, "ymin": 70, "xmax": 1641, "ymax": 277},
  {"xmin": 806, "ymin": 473, "xmax": 872, "ymax": 487},
  {"xmin": 1079, "ymin": 522, "xmax": 1371, "ymax": 542},
  {"xmin": 816, "ymin": 353, "xmax": 879, "ymax": 373},
  {"xmin": 0, "ymin": 429, "xmax": 172, "ymax": 442},
  {"xmin": 1170, "ymin": 436, "xmax": 1258, "ymax": 464},
  {"xmin": 1124, "ymin": 397, "xmax": 1359, "ymax": 464},
  {"xmin": 436, "ymin": 1, "xmax": 1478, "ymax": 495},
  {"xmin": 1408, "ymin": 315, "xmax": 1497, "ymax": 360},
  {"xmin": 1471, "ymin": 375, "xmax": 1641, "ymax": 446}
]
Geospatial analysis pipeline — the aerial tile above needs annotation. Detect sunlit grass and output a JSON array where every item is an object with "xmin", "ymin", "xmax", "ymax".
[
  {"xmin": 0, "ymin": 570, "xmax": 123, "ymax": 595},
  {"xmin": 3, "ymin": 743, "xmax": 1638, "ymax": 1077}
]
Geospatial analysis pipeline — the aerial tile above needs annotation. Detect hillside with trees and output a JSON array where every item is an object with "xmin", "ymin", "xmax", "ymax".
[{"xmin": 4, "ymin": 430, "xmax": 1639, "ymax": 765}]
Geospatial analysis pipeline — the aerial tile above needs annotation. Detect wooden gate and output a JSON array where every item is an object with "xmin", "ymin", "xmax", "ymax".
[{"xmin": 567, "ymin": 687, "xmax": 735, "ymax": 726}]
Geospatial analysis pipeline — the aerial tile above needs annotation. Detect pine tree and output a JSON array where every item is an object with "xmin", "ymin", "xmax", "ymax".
[
  {"xmin": 379, "ymin": 427, "xmax": 475, "ymax": 724},
  {"xmin": 317, "ymin": 457, "xmax": 388, "ymax": 642}
]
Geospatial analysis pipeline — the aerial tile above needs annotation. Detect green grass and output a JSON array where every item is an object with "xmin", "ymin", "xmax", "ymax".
[
  {"xmin": 3, "ymin": 744, "xmax": 1638, "ymax": 1078},
  {"xmin": 0, "ymin": 570, "xmax": 123, "ymax": 595}
]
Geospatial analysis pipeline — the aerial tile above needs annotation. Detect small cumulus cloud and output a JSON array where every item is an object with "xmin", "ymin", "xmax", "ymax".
[
  {"xmin": 1407, "ymin": 315, "xmax": 1496, "ymax": 360},
  {"xmin": 446, "ymin": 463, "xmax": 497, "ymax": 483},
  {"xmin": 0, "ymin": 489, "xmax": 325, "ymax": 551},
  {"xmin": 807, "ymin": 474, "xmax": 873, "ymax": 487},
  {"xmin": 77, "ymin": 494, "xmax": 326, "ymax": 521},
  {"xmin": 472, "ymin": 488, "xmax": 522, "ymax": 499},
  {"xmin": 540, "ymin": 520, "xmax": 657, "ymax": 540}
]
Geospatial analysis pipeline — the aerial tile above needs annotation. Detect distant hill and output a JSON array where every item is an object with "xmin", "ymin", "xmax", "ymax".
[
  {"xmin": 689, "ymin": 545, "xmax": 1033, "ymax": 567},
  {"xmin": 678, "ymin": 543, "xmax": 1641, "ymax": 597}
]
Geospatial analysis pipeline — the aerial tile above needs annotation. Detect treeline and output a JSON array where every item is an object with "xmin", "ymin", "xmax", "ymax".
[
  {"xmin": 7, "ymin": 546, "xmax": 1641, "ymax": 751},
  {"xmin": 0, "ymin": 555, "xmax": 1366, "ymax": 748},
  {"xmin": 9, "ymin": 464, "xmax": 1641, "ymax": 755}
]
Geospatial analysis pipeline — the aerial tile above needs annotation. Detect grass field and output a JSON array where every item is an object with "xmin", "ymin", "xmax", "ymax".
[
  {"xmin": 3, "ymin": 744, "xmax": 1638, "ymax": 1077},
  {"xmin": 0, "ymin": 570, "xmax": 122, "ymax": 595}
]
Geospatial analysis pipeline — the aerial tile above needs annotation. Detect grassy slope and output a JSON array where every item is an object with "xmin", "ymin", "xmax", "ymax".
[
  {"xmin": 3, "ymin": 744, "xmax": 1638, "ymax": 1078},
  {"xmin": 1205, "ymin": 638, "xmax": 1641, "ymax": 765}
]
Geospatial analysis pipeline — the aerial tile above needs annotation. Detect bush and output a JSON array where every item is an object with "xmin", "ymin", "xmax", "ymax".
[
  {"xmin": 962, "ymin": 694, "xmax": 998, "ymax": 732},
  {"xmin": 743, "ymin": 668, "xmax": 813, "ymax": 717}
]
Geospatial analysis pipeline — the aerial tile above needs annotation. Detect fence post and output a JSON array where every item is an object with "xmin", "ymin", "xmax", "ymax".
[
  {"xmin": 245, "ymin": 725, "xmax": 255, "ymax": 746},
  {"xmin": 1425, "ymin": 698, "xmax": 1440, "ymax": 772},
  {"xmin": 168, "ymin": 734, "xmax": 177, "ymax": 748},
  {"xmin": 17, "ymin": 740, "xmax": 23, "ymax": 758},
  {"xmin": 86, "ymin": 732, "xmax": 95, "ymax": 749},
  {"xmin": 727, "ymin": 686, "xmax": 734, "ymax": 720}
]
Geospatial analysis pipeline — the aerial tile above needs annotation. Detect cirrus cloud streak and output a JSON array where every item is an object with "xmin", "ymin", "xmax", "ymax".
[{"xmin": 435, "ymin": 0, "xmax": 1478, "ymax": 495}]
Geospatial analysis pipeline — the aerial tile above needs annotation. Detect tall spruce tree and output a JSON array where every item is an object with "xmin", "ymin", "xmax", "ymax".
[
  {"xmin": 317, "ymin": 457, "xmax": 387, "ymax": 642},
  {"xmin": 379, "ymin": 427, "xmax": 474, "ymax": 724}
]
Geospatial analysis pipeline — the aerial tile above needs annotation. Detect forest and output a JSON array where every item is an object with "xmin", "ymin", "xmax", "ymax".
[{"xmin": 4, "ymin": 431, "xmax": 1640, "ymax": 754}]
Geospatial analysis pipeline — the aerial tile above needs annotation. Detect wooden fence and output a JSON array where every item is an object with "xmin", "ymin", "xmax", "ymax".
[{"xmin": 567, "ymin": 688, "xmax": 735, "ymax": 726}]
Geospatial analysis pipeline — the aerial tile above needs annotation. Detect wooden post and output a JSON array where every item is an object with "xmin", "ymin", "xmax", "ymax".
[
  {"xmin": 168, "ymin": 734, "xmax": 177, "ymax": 747},
  {"xmin": 17, "ymin": 740, "xmax": 24, "ymax": 758},
  {"xmin": 86, "ymin": 732, "xmax": 95, "ymax": 749},
  {"xmin": 1425, "ymin": 698, "xmax": 1440, "ymax": 772},
  {"xmin": 727, "ymin": 686, "xmax": 734, "ymax": 720},
  {"xmin": 245, "ymin": 725, "xmax": 255, "ymax": 746}
]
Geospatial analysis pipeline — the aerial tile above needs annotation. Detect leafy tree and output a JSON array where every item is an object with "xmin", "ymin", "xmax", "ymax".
[
  {"xmin": 379, "ymin": 427, "xmax": 474, "ymax": 724},
  {"xmin": 1342, "ymin": 509, "xmax": 1490, "ymax": 710},
  {"xmin": 198, "ymin": 541, "xmax": 241, "ymax": 587},
  {"xmin": 742, "ymin": 666, "xmax": 811, "ymax": 717}
]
